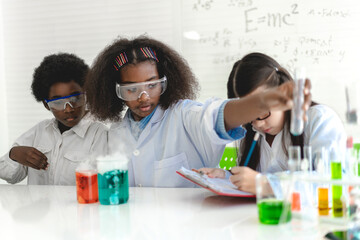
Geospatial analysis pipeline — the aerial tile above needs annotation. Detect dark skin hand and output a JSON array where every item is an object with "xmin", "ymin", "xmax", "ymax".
[
  {"xmin": 9, "ymin": 146, "xmax": 48, "ymax": 170},
  {"xmin": 224, "ymin": 79, "xmax": 312, "ymax": 131}
]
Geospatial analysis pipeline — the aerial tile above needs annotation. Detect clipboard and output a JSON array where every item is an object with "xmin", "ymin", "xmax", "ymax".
[{"xmin": 176, "ymin": 167, "xmax": 255, "ymax": 198}]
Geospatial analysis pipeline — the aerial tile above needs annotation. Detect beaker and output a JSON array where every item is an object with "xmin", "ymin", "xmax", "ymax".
[
  {"xmin": 75, "ymin": 161, "xmax": 99, "ymax": 204},
  {"xmin": 96, "ymin": 154, "xmax": 129, "ymax": 205},
  {"xmin": 256, "ymin": 173, "xmax": 292, "ymax": 225}
]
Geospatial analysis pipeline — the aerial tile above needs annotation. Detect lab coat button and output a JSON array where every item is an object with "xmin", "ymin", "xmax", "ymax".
[{"xmin": 133, "ymin": 149, "xmax": 140, "ymax": 156}]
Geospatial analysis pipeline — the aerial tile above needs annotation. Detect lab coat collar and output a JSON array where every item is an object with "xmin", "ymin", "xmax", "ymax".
[
  {"xmin": 46, "ymin": 112, "xmax": 92, "ymax": 138},
  {"xmin": 121, "ymin": 105, "xmax": 166, "ymax": 128},
  {"xmin": 116, "ymin": 105, "xmax": 167, "ymax": 144},
  {"xmin": 70, "ymin": 113, "xmax": 92, "ymax": 138},
  {"xmin": 150, "ymin": 105, "xmax": 166, "ymax": 124}
]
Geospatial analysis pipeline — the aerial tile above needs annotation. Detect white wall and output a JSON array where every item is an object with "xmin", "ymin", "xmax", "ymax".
[
  {"xmin": 0, "ymin": 1, "xmax": 8, "ymax": 155},
  {"xmin": 0, "ymin": 1, "xmax": 9, "ymax": 184}
]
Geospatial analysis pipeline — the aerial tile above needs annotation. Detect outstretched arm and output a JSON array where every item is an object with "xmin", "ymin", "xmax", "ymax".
[{"xmin": 224, "ymin": 79, "xmax": 311, "ymax": 131}]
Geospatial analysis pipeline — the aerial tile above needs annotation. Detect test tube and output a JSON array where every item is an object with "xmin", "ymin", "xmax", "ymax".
[
  {"xmin": 315, "ymin": 148, "xmax": 330, "ymax": 216},
  {"xmin": 288, "ymin": 146, "xmax": 301, "ymax": 171},
  {"xmin": 289, "ymin": 146, "xmax": 302, "ymax": 212},
  {"xmin": 303, "ymin": 146, "xmax": 314, "ymax": 172},
  {"xmin": 290, "ymin": 67, "xmax": 306, "ymax": 136},
  {"xmin": 330, "ymin": 148, "xmax": 343, "ymax": 217},
  {"xmin": 318, "ymin": 187, "xmax": 329, "ymax": 216}
]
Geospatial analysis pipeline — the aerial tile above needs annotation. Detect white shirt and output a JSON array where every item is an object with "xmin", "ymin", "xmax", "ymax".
[
  {"xmin": 0, "ymin": 115, "xmax": 108, "ymax": 185},
  {"xmin": 244, "ymin": 105, "xmax": 346, "ymax": 173},
  {"xmin": 108, "ymin": 98, "xmax": 242, "ymax": 188}
]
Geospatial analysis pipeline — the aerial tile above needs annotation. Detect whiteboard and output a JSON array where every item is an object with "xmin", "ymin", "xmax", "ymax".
[{"xmin": 180, "ymin": 0, "xmax": 360, "ymax": 136}]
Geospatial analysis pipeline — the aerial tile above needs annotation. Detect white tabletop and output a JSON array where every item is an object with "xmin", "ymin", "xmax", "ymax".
[{"xmin": 0, "ymin": 185, "xmax": 345, "ymax": 240}]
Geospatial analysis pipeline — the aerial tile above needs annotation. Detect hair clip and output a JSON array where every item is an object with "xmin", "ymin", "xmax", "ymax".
[
  {"xmin": 113, "ymin": 47, "xmax": 158, "ymax": 71},
  {"xmin": 140, "ymin": 47, "xmax": 158, "ymax": 62},
  {"xmin": 274, "ymin": 67, "xmax": 279, "ymax": 72},
  {"xmin": 114, "ymin": 52, "xmax": 128, "ymax": 71}
]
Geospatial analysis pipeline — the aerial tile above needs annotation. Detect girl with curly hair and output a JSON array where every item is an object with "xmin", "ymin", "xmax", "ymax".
[{"xmin": 86, "ymin": 36, "xmax": 311, "ymax": 187}]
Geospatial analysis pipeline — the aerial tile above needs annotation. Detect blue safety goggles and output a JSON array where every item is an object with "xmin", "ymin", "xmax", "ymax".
[{"xmin": 45, "ymin": 93, "xmax": 86, "ymax": 111}]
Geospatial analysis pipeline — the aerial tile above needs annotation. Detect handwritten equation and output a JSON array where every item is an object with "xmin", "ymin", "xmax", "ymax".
[
  {"xmin": 208, "ymin": 31, "xmax": 345, "ymax": 73},
  {"xmin": 245, "ymin": 4, "xmax": 299, "ymax": 32},
  {"xmin": 307, "ymin": 8, "xmax": 350, "ymax": 18},
  {"xmin": 191, "ymin": 1, "xmax": 350, "ymax": 33},
  {"xmin": 184, "ymin": 0, "xmax": 352, "ymax": 70},
  {"xmin": 192, "ymin": 0, "xmax": 253, "ymax": 10}
]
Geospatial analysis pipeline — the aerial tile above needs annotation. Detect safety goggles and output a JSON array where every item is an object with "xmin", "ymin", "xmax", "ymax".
[
  {"xmin": 115, "ymin": 76, "xmax": 167, "ymax": 101},
  {"xmin": 45, "ymin": 93, "xmax": 86, "ymax": 111}
]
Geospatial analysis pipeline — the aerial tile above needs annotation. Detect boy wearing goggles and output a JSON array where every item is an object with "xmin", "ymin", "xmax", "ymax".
[{"xmin": 0, "ymin": 53, "xmax": 108, "ymax": 185}]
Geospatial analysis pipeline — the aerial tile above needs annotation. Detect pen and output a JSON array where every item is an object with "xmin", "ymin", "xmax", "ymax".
[
  {"xmin": 192, "ymin": 169, "xmax": 204, "ymax": 176},
  {"xmin": 243, "ymin": 132, "xmax": 260, "ymax": 167}
]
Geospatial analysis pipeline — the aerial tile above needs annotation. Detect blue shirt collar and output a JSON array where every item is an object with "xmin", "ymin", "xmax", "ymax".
[{"xmin": 128, "ymin": 105, "xmax": 158, "ymax": 140}]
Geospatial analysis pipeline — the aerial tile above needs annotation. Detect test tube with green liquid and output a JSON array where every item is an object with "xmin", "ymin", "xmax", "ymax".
[{"xmin": 330, "ymin": 149, "xmax": 343, "ymax": 217}]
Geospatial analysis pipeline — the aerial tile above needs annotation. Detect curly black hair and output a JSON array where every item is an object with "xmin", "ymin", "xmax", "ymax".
[
  {"xmin": 31, "ymin": 53, "xmax": 89, "ymax": 101},
  {"xmin": 85, "ymin": 35, "xmax": 199, "ymax": 121}
]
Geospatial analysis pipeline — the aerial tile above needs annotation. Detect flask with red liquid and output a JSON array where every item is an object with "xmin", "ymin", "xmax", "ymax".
[{"xmin": 76, "ymin": 162, "xmax": 99, "ymax": 204}]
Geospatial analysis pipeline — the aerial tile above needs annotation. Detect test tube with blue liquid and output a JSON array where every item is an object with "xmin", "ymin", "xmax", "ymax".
[
  {"xmin": 96, "ymin": 154, "xmax": 129, "ymax": 205},
  {"xmin": 290, "ymin": 67, "xmax": 306, "ymax": 136}
]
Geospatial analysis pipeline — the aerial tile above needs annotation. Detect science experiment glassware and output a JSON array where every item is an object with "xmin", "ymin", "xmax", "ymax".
[
  {"xmin": 290, "ymin": 67, "xmax": 306, "ymax": 136},
  {"xmin": 256, "ymin": 173, "xmax": 292, "ymax": 225},
  {"xmin": 76, "ymin": 161, "xmax": 99, "ymax": 204},
  {"xmin": 97, "ymin": 154, "xmax": 129, "ymax": 205},
  {"xmin": 330, "ymin": 148, "xmax": 343, "ymax": 217}
]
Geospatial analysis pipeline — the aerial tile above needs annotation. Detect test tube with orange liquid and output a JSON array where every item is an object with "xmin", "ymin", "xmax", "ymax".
[
  {"xmin": 318, "ymin": 187, "xmax": 329, "ymax": 215},
  {"xmin": 76, "ymin": 165, "xmax": 99, "ymax": 204}
]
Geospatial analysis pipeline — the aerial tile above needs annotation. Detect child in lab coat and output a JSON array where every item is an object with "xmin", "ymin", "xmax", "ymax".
[
  {"xmin": 85, "ymin": 37, "xmax": 311, "ymax": 187},
  {"xmin": 199, "ymin": 52, "xmax": 346, "ymax": 194},
  {"xmin": 0, "ymin": 53, "xmax": 108, "ymax": 185}
]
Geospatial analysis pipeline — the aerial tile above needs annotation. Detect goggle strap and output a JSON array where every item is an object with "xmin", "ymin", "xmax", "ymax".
[{"xmin": 45, "ymin": 92, "xmax": 82, "ymax": 103}]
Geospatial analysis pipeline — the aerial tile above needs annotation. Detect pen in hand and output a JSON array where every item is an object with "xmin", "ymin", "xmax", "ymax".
[
  {"xmin": 243, "ymin": 132, "xmax": 260, "ymax": 167},
  {"xmin": 192, "ymin": 169, "xmax": 205, "ymax": 176}
]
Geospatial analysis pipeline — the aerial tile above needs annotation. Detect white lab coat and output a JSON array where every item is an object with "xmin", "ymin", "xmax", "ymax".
[
  {"xmin": 0, "ymin": 115, "xmax": 108, "ymax": 185},
  {"xmin": 254, "ymin": 104, "xmax": 346, "ymax": 173},
  {"xmin": 108, "ymin": 98, "xmax": 241, "ymax": 187}
]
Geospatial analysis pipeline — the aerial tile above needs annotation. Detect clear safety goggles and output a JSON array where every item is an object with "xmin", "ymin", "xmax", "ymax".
[
  {"xmin": 45, "ymin": 92, "xmax": 86, "ymax": 111},
  {"xmin": 115, "ymin": 76, "xmax": 167, "ymax": 101}
]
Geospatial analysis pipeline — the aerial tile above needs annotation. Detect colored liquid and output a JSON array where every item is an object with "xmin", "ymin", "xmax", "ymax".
[
  {"xmin": 98, "ymin": 169, "xmax": 129, "ymax": 205},
  {"xmin": 76, "ymin": 171, "xmax": 99, "ymax": 204},
  {"xmin": 291, "ymin": 192, "xmax": 301, "ymax": 211},
  {"xmin": 318, "ymin": 187, "xmax": 329, "ymax": 216},
  {"xmin": 331, "ymin": 161, "xmax": 343, "ymax": 217},
  {"xmin": 257, "ymin": 199, "xmax": 291, "ymax": 224},
  {"xmin": 332, "ymin": 185, "xmax": 343, "ymax": 217},
  {"xmin": 331, "ymin": 162, "xmax": 342, "ymax": 179}
]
